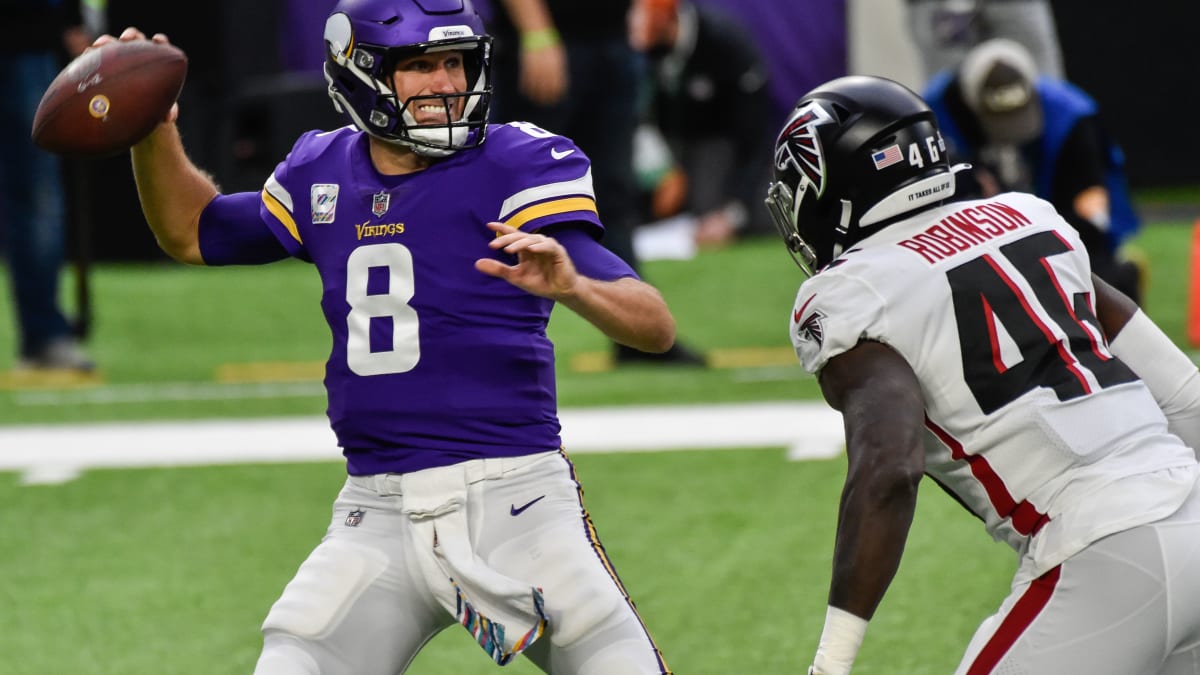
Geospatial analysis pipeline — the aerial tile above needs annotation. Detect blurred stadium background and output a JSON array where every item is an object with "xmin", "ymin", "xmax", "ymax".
[{"xmin": 2, "ymin": 0, "xmax": 1199, "ymax": 673}]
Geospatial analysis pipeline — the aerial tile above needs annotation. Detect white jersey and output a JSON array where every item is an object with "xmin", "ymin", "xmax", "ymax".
[{"xmin": 790, "ymin": 192, "xmax": 1199, "ymax": 582}]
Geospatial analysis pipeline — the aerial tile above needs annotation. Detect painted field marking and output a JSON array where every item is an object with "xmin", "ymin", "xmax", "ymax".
[{"xmin": 0, "ymin": 402, "xmax": 844, "ymax": 485}]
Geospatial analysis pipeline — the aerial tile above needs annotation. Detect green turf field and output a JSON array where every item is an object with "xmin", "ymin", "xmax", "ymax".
[{"xmin": 0, "ymin": 222, "xmax": 1194, "ymax": 673}]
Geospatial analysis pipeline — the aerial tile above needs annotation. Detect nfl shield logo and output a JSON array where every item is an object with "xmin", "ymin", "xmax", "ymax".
[
  {"xmin": 345, "ymin": 509, "xmax": 365, "ymax": 527},
  {"xmin": 372, "ymin": 191, "xmax": 390, "ymax": 217}
]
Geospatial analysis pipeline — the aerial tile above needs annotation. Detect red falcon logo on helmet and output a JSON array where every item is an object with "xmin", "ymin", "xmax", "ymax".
[{"xmin": 774, "ymin": 101, "xmax": 835, "ymax": 200}]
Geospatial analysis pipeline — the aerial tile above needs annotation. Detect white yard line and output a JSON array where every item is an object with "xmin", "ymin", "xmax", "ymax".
[
  {"xmin": 0, "ymin": 402, "xmax": 844, "ymax": 485},
  {"xmin": 12, "ymin": 381, "xmax": 327, "ymax": 406}
]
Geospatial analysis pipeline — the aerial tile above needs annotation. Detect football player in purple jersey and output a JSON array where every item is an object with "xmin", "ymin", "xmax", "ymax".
[
  {"xmin": 94, "ymin": 0, "xmax": 677, "ymax": 672},
  {"xmin": 766, "ymin": 76, "xmax": 1200, "ymax": 674}
]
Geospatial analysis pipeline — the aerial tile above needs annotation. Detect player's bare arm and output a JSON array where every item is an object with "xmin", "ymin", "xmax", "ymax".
[
  {"xmin": 1092, "ymin": 273, "xmax": 1138, "ymax": 339},
  {"xmin": 817, "ymin": 340, "xmax": 926, "ymax": 621},
  {"xmin": 807, "ymin": 340, "xmax": 925, "ymax": 674},
  {"xmin": 97, "ymin": 28, "xmax": 217, "ymax": 265},
  {"xmin": 477, "ymin": 222, "xmax": 676, "ymax": 353}
]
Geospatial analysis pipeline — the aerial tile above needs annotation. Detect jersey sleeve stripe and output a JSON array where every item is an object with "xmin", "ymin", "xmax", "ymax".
[
  {"xmin": 497, "ymin": 168, "xmax": 595, "ymax": 221},
  {"xmin": 264, "ymin": 173, "xmax": 294, "ymax": 211},
  {"xmin": 261, "ymin": 189, "xmax": 303, "ymax": 244},
  {"xmin": 503, "ymin": 197, "xmax": 598, "ymax": 231}
]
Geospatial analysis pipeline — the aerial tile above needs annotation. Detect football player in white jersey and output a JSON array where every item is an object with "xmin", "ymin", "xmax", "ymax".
[{"xmin": 765, "ymin": 75, "xmax": 1200, "ymax": 674}]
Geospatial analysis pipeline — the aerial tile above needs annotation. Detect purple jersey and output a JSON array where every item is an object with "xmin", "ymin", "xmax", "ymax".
[{"xmin": 254, "ymin": 122, "xmax": 610, "ymax": 474}]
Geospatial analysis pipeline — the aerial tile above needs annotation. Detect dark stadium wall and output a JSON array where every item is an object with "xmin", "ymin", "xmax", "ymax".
[
  {"xmin": 77, "ymin": 0, "xmax": 227, "ymax": 262},
  {"xmin": 1052, "ymin": 0, "xmax": 1200, "ymax": 189},
  {"xmin": 80, "ymin": 0, "xmax": 345, "ymax": 262},
  {"xmin": 76, "ymin": 1, "xmax": 1199, "ymax": 261}
]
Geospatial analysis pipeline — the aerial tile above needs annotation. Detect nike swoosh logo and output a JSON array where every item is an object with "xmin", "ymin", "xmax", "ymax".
[
  {"xmin": 510, "ymin": 495, "xmax": 546, "ymax": 516},
  {"xmin": 550, "ymin": 147, "xmax": 574, "ymax": 160}
]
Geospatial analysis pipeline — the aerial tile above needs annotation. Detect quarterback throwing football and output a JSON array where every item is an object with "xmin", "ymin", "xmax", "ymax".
[{"xmin": 95, "ymin": 0, "xmax": 677, "ymax": 672}]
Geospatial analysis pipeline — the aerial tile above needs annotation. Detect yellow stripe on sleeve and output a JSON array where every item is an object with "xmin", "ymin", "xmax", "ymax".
[
  {"xmin": 503, "ymin": 197, "xmax": 597, "ymax": 231},
  {"xmin": 262, "ymin": 188, "xmax": 303, "ymax": 244}
]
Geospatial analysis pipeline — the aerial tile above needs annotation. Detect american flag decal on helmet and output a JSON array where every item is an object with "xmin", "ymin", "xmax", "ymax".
[{"xmin": 775, "ymin": 101, "xmax": 835, "ymax": 200}]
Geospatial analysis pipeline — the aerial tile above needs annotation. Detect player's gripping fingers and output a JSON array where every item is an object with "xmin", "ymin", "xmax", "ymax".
[
  {"xmin": 93, "ymin": 27, "xmax": 172, "ymax": 50},
  {"xmin": 119, "ymin": 27, "xmax": 147, "ymax": 42}
]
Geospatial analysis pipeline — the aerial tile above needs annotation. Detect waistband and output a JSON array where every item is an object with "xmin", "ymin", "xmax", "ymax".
[{"xmin": 347, "ymin": 451, "xmax": 556, "ymax": 496}]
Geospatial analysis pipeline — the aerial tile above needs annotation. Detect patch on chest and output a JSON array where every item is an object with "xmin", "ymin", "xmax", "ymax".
[
  {"xmin": 311, "ymin": 184, "xmax": 340, "ymax": 224},
  {"xmin": 372, "ymin": 190, "xmax": 390, "ymax": 217}
]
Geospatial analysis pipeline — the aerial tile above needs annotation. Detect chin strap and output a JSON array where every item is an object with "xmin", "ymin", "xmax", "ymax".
[{"xmin": 829, "ymin": 199, "xmax": 853, "ymax": 260}]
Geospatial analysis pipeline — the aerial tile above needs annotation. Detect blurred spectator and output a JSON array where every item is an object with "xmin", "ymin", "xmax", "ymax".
[
  {"xmin": 487, "ymin": 0, "xmax": 706, "ymax": 366},
  {"xmin": 905, "ymin": 0, "xmax": 1064, "ymax": 80},
  {"xmin": 628, "ymin": 0, "xmax": 774, "ymax": 247},
  {"xmin": 923, "ymin": 38, "xmax": 1144, "ymax": 303},
  {"xmin": 0, "ymin": 1, "xmax": 96, "ymax": 372}
]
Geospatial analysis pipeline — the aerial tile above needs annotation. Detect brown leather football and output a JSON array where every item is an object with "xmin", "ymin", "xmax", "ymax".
[{"xmin": 32, "ymin": 40, "xmax": 188, "ymax": 158}]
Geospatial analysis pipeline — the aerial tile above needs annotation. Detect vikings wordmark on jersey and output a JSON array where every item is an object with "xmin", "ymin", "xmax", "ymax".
[{"xmin": 255, "ymin": 122, "xmax": 602, "ymax": 475}]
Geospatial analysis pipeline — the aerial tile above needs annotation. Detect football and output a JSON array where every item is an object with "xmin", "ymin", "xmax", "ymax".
[{"xmin": 32, "ymin": 40, "xmax": 188, "ymax": 158}]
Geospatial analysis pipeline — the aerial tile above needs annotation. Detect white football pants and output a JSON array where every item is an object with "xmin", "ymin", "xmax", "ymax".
[
  {"xmin": 956, "ymin": 481, "xmax": 1200, "ymax": 674},
  {"xmin": 252, "ymin": 450, "xmax": 671, "ymax": 675}
]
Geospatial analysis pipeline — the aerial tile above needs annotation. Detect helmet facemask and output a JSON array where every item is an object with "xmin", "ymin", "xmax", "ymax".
[
  {"xmin": 765, "ymin": 180, "xmax": 821, "ymax": 277},
  {"xmin": 391, "ymin": 42, "xmax": 492, "ymax": 157},
  {"xmin": 765, "ymin": 100, "xmax": 839, "ymax": 276}
]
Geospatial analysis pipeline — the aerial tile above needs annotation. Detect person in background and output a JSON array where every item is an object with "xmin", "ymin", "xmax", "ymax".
[
  {"xmin": 905, "ymin": 0, "xmax": 1064, "ymax": 80},
  {"xmin": 923, "ymin": 38, "xmax": 1144, "ymax": 304},
  {"xmin": 765, "ymin": 74, "xmax": 1200, "ymax": 675},
  {"xmin": 487, "ymin": 0, "xmax": 706, "ymax": 366},
  {"xmin": 0, "ymin": 0, "xmax": 98, "ymax": 372},
  {"xmin": 627, "ymin": 0, "xmax": 774, "ymax": 248},
  {"xmin": 98, "ymin": 0, "xmax": 678, "ymax": 670}
]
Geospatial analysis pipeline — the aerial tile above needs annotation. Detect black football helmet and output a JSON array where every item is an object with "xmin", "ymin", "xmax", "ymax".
[
  {"xmin": 324, "ymin": 0, "xmax": 492, "ymax": 157},
  {"xmin": 765, "ymin": 75, "xmax": 964, "ymax": 275}
]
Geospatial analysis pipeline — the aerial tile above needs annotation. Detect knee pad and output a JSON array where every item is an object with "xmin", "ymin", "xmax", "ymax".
[{"xmin": 261, "ymin": 538, "xmax": 389, "ymax": 640}]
